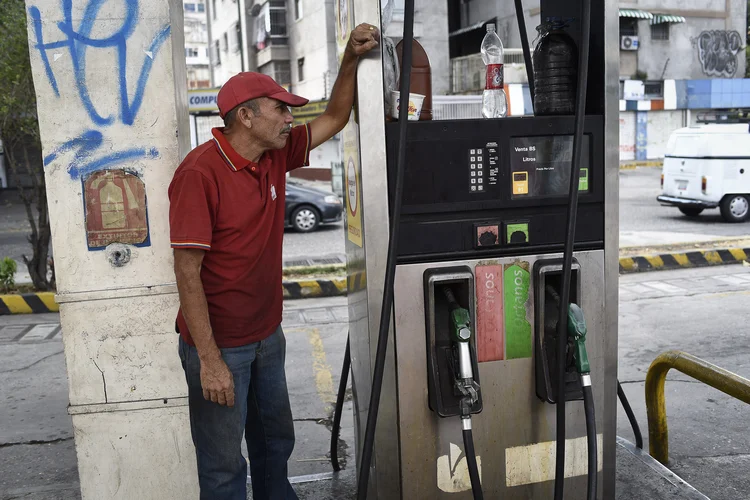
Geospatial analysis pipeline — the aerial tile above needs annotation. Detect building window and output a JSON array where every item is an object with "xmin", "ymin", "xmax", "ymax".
[
  {"xmin": 650, "ymin": 23, "xmax": 669, "ymax": 41},
  {"xmin": 185, "ymin": 47, "xmax": 199, "ymax": 58},
  {"xmin": 276, "ymin": 61, "xmax": 291, "ymax": 86},
  {"xmin": 294, "ymin": 0, "xmax": 302, "ymax": 20},
  {"xmin": 619, "ymin": 18, "xmax": 638, "ymax": 37},
  {"xmin": 297, "ymin": 57, "xmax": 305, "ymax": 82},
  {"xmin": 254, "ymin": 1, "xmax": 289, "ymax": 49},
  {"xmin": 197, "ymin": 3, "xmax": 205, "ymax": 12},
  {"xmin": 184, "ymin": 3, "xmax": 196, "ymax": 12},
  {"xmin": 233, "ymin": 23, "xmax": 241, "ymax": 53},
  {"xmin": 222, "ymin": 32, "xmax": 228, "ymax": 51},
  {"xmin": 268, "ymin": 3, "xmax": 287, "ymax": 36},
  {"xmin": 260, "ymin": 61, "xmax": 291, "ymax": 86},
  {"xmin": 213, "ymin": 40, "xmax": 221, "ymax": 65},
  {"xmin": 644, "ymin": 81, "xmax": 664, "ymax": 98}
]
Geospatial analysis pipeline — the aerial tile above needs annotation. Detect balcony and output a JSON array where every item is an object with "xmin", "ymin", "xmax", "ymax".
[{"xmin": 257, "ymin": 45, "xmax": 290, "ymax": 68}]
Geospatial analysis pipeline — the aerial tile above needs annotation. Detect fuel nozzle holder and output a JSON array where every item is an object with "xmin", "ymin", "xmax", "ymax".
[
  {"xmin": 424, "ymin": 267, "xmax": 483, "ymax": 418},
  {"xmin": 533, "ymin": 259, "xmax": 584, "ymax": 403}
]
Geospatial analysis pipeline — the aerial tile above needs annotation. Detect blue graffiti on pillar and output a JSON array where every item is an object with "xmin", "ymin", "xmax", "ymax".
[
  {"xmin": 42, "ymin": 130, "xmax": 159, "ymax": 179},
  {"xmin": 635, "ymin": 111, "xmax": 648, "ymax": 161},
  {"xmin": 28, "ymin": 0, "xmax": 170, "ymax": 179}
]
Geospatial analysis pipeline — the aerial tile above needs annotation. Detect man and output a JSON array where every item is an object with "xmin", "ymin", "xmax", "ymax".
[{"xmin": 168, "ymin": 24, "xmax": 379, "ymax": 500}]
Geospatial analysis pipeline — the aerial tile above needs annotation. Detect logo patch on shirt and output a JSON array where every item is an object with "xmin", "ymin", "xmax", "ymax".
[{"xmin": 271, "ymin": 184, "xmax": 277, "ymax": 201}]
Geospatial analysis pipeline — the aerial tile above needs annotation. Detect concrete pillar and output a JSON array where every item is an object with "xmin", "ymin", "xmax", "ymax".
[{"xmin": 24, "ymin": 0, "xmax": 197, "ymax": 498}]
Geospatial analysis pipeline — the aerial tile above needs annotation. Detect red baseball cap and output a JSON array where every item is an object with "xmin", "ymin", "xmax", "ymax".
[{"xmin": 217, "ymin": 72, "xmax": 309, "ymax": 118}]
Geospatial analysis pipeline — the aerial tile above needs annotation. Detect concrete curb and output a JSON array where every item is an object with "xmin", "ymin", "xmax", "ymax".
[
  {"xmin": 283, "ymin": 272, "xmax": 366, "ymax": 300},
  {"xmin": 619, "ymin": 247, "xmax": 750, "ymax": 274},
  {"xmin": 0, "ymin": 292, "xmax": 58, "ymax": 315}
]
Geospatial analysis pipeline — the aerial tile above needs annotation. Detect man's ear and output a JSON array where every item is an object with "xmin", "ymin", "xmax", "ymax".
[{"xmin": 238, "ymin": 107, "xmax": 254, "ymax": 129}]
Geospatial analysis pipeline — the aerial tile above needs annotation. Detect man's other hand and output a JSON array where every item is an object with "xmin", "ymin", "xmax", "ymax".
[
  {"xmin": 200, "ymin": 354, "xmax": 235, "ymax": 407},
  {"xmin": 346, "ymin": 23, "xmax": 380, "ymax": 57}
]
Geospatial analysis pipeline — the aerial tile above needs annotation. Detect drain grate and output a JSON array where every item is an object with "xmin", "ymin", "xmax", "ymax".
[
  {"xmin": 314, "ymin": 257, "xmax": 345, "ymax": 265},
  {"xmin": 285, "ymin": 259, "xmax": 310, "ymax": 267}
]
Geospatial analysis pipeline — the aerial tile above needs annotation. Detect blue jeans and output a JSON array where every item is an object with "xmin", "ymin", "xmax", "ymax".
[{"xmin": 179, "ymin": 326, "xmax": 298, "ymax": 500}]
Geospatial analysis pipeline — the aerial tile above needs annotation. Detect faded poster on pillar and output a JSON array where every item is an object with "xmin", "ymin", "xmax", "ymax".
[
  {"xmin": 343, "ymin": 114, "xmax": 363, "ymax": 247},
  {"xmin": 83, "ymin": 170, "xmax": 149, "ymax": 250}
]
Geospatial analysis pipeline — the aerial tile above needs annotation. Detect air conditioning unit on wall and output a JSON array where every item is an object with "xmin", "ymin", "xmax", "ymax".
[{"xmin": 620, "ymin": 36, "xmax": 639, "ymax": 51}]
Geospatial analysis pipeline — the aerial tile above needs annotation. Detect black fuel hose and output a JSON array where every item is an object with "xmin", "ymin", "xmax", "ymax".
[
  {"xmin": 330, "ymin": 334, "xmax": 351, "ymax": 472},
  {"xmin": 463, "ymin": 425, "xmax": 484, "ymax": 500},
  {"xmin": 513, "ymin": 0, "xmax": 535, "ymax": 107},
  {"xmin": 582, "ymin": 377, "xmax": 597, "ymax": 500},
  {"xmin": 617, "ymin": 380, "xmax": 643, "ymax": 449},
  {"xmin": 553, "ymin": 0, "xmax": 591, "ymax": 499},
  {"xmin": 356, "ymin": 0, "xmax": 415, "ymax": 497}
]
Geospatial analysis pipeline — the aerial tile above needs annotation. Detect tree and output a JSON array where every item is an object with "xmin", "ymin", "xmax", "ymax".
[{"xmin": 0, "ymin": 0, "xmax": 54, "ymax": 291}]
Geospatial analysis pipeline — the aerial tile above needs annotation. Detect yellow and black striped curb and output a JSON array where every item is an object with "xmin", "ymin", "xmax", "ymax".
[
  {"xmin": 620, "ymin": 161, "xmax": 663, "ymax": 170},
  {"xmin": 282, "ymin": 272, "xmax": 367, "ymax": 300},
  {"xmin": 620, "ymin": 248, "xmax": 750, "ymax": 274},
  {"xmin": 0, "ymin": 293, "xmax": 58, "ymax": 315}
]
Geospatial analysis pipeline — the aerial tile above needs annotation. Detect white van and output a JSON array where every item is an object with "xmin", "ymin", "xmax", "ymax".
[{"xmin": 657, "ymin": 121, "xmax": 750, "ymax": 222}]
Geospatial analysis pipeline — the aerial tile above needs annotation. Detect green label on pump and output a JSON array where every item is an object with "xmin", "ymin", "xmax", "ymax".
[
  {"xmin": 503, "ymin": 263, "xmax": 532, "ymax": 359},
  {"xmin": 579, "ymin": 168, "xmax": 589, "ymax": 192}
]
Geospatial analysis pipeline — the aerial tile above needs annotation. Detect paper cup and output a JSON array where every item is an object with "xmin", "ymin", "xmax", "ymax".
[{"xmin": 390, "ymin": 91, "xmax": 425, "ymax": 121}]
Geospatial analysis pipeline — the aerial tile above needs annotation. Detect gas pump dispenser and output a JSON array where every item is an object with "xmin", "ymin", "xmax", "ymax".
[{"xmin": 337, "ymin": 0, "xmax": 618, "ymax": 498}]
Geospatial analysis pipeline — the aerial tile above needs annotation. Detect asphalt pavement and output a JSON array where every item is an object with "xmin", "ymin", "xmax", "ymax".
[
  {"xmin": 4, "ymin": 265, "xmax": 750, "ymax": 498},
  {"xmin": 619, "ymin": 168, "xmax": 750, "ymax": 247}
]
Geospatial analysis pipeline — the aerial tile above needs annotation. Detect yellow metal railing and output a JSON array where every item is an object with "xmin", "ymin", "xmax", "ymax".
[{"xmin": 645, "ymin": 350, "xmax": 750, "ymax": 465}]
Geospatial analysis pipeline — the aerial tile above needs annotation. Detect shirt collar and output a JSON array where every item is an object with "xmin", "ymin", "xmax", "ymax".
[{"xmin": 211, "ymin": 127, "xmax": 259, "ymax": 173}]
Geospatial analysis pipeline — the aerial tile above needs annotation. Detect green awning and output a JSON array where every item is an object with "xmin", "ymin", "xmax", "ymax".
[
  {"xmin": 619, "ymin": 9, "xmax": 653, "ymax": 19},
  {"xmin": 650, "ymin": 14, "xmax": 687, "ymax": 25}
]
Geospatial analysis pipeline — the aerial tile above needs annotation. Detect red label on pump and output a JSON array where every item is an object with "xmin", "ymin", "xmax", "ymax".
[
  {"xmin": 485, "ymin": 64, "xmax": 504, "ymax": 90},
  {"xmin": 475, "ymin": 264, "xmax": 504, "ymax": 362}
]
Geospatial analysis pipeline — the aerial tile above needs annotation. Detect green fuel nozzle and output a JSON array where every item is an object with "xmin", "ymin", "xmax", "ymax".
[
  {"xmin": 567, "ymin": 303, "xmax": 590, "ymax": 374},
  {"xmin": 450, "ymin": 307, "xmax": 472, "ymax": 343},
  {"xmin": 443, "ymin": 287, "xmax": 472, "ymax": 343}
]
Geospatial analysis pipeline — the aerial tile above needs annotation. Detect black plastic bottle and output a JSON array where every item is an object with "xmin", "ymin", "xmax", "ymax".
[{"xmin": 533, "ymin": 20, "xmax": 578, "ymax": 115}]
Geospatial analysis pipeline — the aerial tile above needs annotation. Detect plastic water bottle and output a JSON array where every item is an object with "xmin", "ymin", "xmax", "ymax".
[{"xmin": 481, "ymin": 24, "xmax": 507, "ymax": 118}]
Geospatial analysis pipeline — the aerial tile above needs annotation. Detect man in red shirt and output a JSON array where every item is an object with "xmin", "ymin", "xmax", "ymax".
[{"xmin": 169, "ymin": 24, "xmax": 378, "ymax": 500}]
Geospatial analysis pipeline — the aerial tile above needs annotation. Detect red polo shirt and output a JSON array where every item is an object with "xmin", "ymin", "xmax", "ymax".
[{"xmin": 168, "ymin": 125, "xmax": 311, "ymax": 347}]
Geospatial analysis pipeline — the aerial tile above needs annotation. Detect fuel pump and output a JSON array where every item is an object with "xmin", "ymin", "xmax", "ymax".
[{"xmin": 334, "ymin": 0, "xmax": 619, "ymax": 498}]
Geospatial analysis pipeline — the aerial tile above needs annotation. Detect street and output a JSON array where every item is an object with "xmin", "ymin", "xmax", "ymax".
[
  {"xmin": 4, "ymin": 169, "xmax": 750, "ymax": 276},
  {"xmin": 4, "ymin": 264, "xmax": 750, "ymax": 499}
]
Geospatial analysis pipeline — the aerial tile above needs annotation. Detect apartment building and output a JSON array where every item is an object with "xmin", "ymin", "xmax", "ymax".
[{"xmin": 184, "ymin": 0, "xmax": 211, "ymax": 88}]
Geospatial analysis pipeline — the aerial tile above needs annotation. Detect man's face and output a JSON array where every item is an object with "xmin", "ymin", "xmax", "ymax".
[{"xmin": 247, "ymin": 97, "xmax": 294, "ymax": 150}]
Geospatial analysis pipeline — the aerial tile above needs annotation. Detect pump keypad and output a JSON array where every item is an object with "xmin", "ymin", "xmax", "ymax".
[
  {"xmin": 468, "ymin": 145, "xmax": 498, "ymax": 193},
  {"xmin": 469, "ymin": 149, "xmax": 485, "ymax": 192}
]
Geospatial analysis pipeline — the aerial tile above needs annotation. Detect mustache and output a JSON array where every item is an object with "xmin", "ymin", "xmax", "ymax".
[{"xmin": 281, "ymin": 125, "xmax": 292, "ymax": 134}]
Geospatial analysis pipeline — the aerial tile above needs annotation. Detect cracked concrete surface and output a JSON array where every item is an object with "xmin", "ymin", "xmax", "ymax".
[
  {"xmin": 617, "ymin": 266, "xmax": 750, "ymax": 499},
  {"xmin": 90, "ymin": 358, "xmax": 108, "ymax": 403}
]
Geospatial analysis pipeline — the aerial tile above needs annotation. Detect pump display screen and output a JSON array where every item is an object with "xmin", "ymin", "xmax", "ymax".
[{"xmin": 509, "ymin": 135, "xmax": 591, "ymax": 199}]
